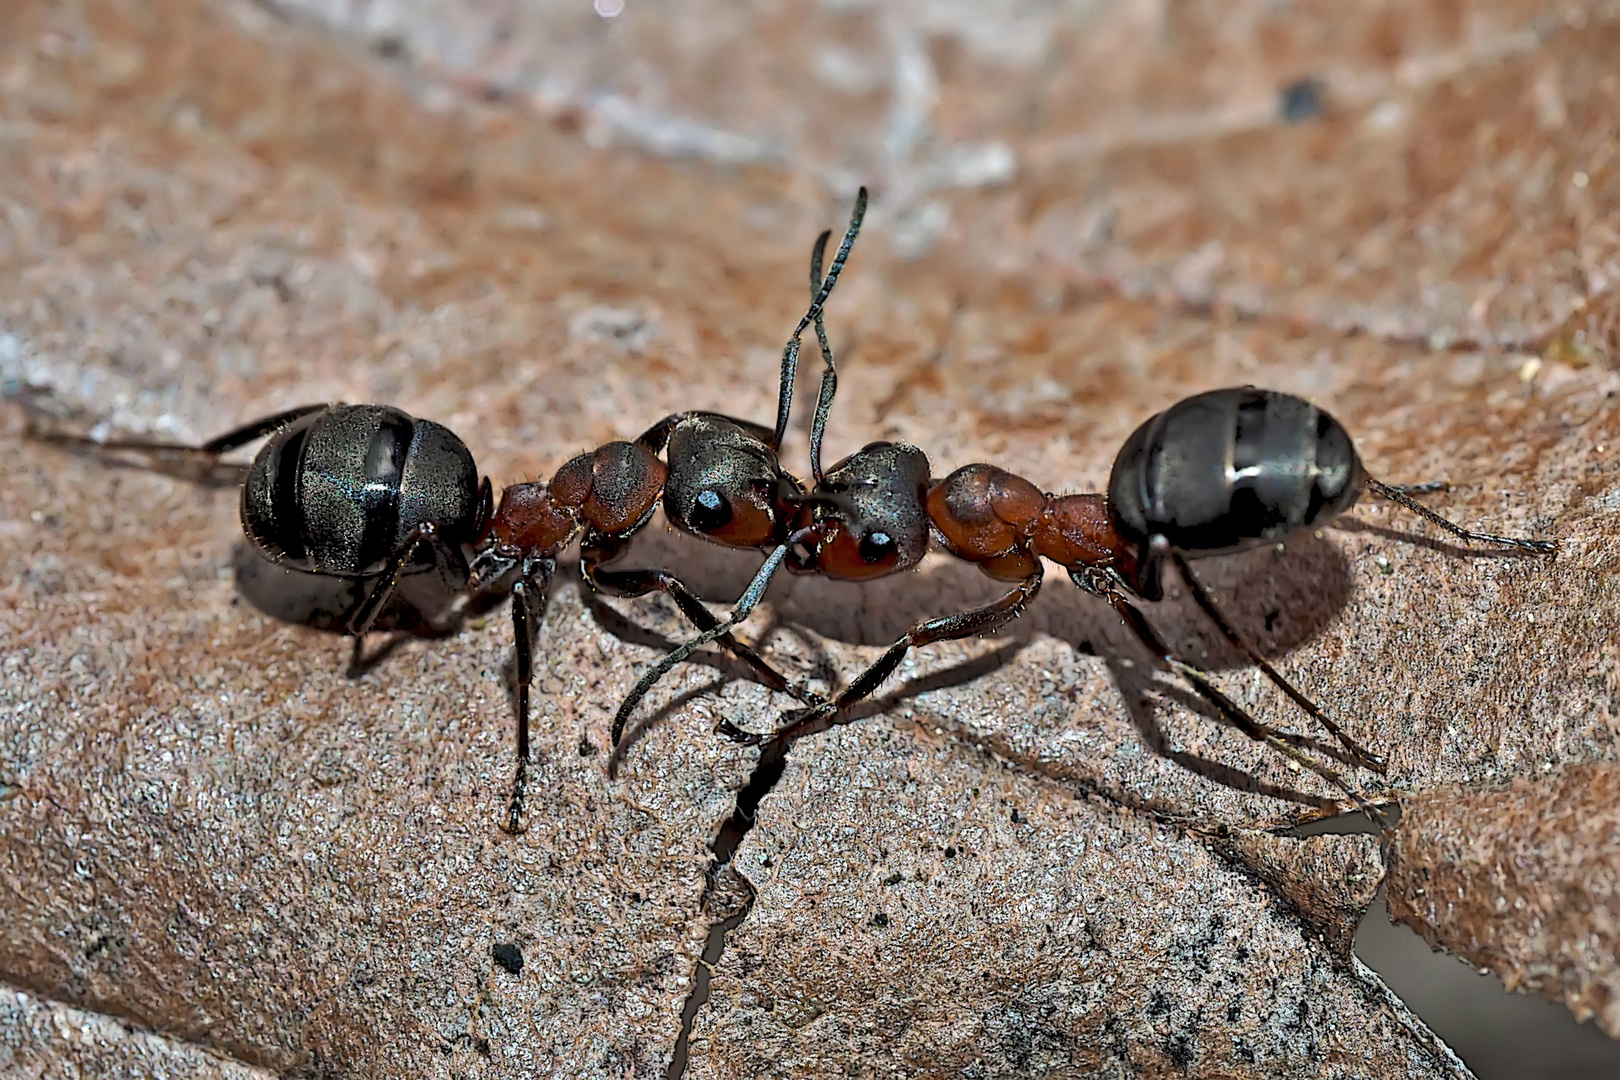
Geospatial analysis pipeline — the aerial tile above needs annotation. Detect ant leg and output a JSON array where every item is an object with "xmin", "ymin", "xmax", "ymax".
[
  {"xmin": 199, "ymin": 405, "xmax": 333, "ymax": 453},
  {"xmin": 1075, "ymin": 569, "xmax": 1391, "ymax": 832},
  {"xmin": 583, "ymin": 536, "xmax": 821, "ymax": 725},
  {"xmin": 35, "ymin": 402, "xmax": 327, "ymax": 454},
  {"xmin": 503, "ymin": 553, "xmax": 555, "ymax": 835},
  {"xmin": 27, "ymin": 403, "xmax": 329, "ymax": 483},
  {"xmin": 609, "ymin": 545, "xmax": 792, "ymax": 769},
  {"xmin": 1365, "ymin": 476, "xmax": 1557, "ymax": 555},
  {"xmin": 1380, "ymin": 481, "xmax": 1449, "ymax": 495},
  {"xmin": 1166, "ymin": 547, "xmax": 1387, "ymax": 774},
  {"xmin": 345, "ymin": 522, "xmax": 443, "ymax": 636},
  {"xmin": 770, "ymin": 187, "xmax": 868, "ymax": 452},
  {"xmin": 722, "ymin": 567, "xmax": 1045, "ymax": 748}
]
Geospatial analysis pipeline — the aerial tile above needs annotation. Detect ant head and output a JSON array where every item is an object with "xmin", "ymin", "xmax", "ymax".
[
  {"xmin": 788, "ymin": 441, "xmax": 932, "ymax": 581},
  {"xmin": 663, "ymin": 417, "xmax": 804, "ymax": 548}
]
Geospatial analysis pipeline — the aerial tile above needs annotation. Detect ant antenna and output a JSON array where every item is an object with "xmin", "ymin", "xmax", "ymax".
[
  {"xmin": 610, "ymin": 212, "xmax": 863, "ymax": 766},
  {"xmin": 771, "ymin": 187, "xmax": 869, "ymax": 453},
  {"xmin": 1366, "ymin": 477, "xmax": 1558, "ymax": 555},
  {"xmin": 807, "ymin": 230, "xmax": 838, "ymax": 484}
]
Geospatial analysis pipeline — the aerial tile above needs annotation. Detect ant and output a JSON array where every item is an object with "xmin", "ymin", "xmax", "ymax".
[
  {"xmin": 611, "ymin": 331, "xmax": 1558, "ymax": 828},
  {"xmin": 26, "ymin": 189, "xmax": 869, "ymax": 834}
]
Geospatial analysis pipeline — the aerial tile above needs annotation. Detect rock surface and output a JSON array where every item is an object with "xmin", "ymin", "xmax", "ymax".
[{"xmin": 1, "ymin": 0, "xmax": 1617, "ymax": 1076}]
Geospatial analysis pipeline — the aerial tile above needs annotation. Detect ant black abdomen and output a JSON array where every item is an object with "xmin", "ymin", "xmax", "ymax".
[
  {"xmin": 241, "ymin": 403, "xmax": 490, "ymax": 585},
  {"xmin": 32, "ymin": 401, "xmax": 496, "ymax": 639},
  {"xmin": 1107, "ymin": 387, "xmax": 1365, "ymax": 601}
]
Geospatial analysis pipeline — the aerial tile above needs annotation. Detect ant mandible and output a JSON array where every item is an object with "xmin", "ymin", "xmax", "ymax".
[
  {"xmin": 611, "ymin": 304, "xmax": 1557, "ymax": 828},
  {"xmin": 29, "ymin": 189, "xmax": 868, "ymax": 834}
]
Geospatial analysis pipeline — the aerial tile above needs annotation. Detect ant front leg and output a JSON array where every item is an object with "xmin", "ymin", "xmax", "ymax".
[
  {"xmin": 503, "ymin": 552, "xmax": 555, "ymax": 835},
  {"xmin": 722, "ymin": 566, "xmax": 1045, "ymax": 749},
  {"xmin": 582, "ymin": 533, "xmax": 822, "ymax": 747},
  {"xmin": 609, "ymin": 545, "xmax": 796, "ymax": 775}
]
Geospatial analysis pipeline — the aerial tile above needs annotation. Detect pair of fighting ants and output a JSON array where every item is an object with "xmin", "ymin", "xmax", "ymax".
[{"xmin": 31, "ymin": 188, "xmax": 1556, "ymax": 834}]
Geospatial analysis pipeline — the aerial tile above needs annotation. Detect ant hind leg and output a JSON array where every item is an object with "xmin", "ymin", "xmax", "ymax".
[
  {"xmin": 26, "ymin": 402, "xmax": 329, "ymax": 486},
  {"xmin": 1166, "ymin": 547, "xmax": 1387, "ymax": 774},
  {"xmin": 1365, "ymin": 476, "xmax": 1556, "ymax": 555},
  {"xmin": 1077, "ymin": 569, "xmax": 1392, "ymax": 833}
]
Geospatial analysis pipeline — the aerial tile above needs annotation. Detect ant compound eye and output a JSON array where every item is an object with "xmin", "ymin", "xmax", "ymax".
[
  {"xmin": 858, "ymin": 530, "xmax": 896, "ymax": 565},
  {"xmin": 689, "ymin": 488, "xmax": 733, "ymax": 532}
]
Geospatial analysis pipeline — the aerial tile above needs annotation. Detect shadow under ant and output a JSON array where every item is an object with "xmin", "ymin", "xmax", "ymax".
[
  {"xmin": 1108, "ymin": 658, "xmax": 1344, "ymax": 813},
  {"xmin": 230, "ymin": 540, "xmax": 490, "ymax": 679},
  {"xmin": 775, "ymin": 591, "xmax": 1363, "ymax": 825},
  {"xmin": 601, "ymin": 525, "xmax": 1394, "ymax": 826},
  {"xmin": 226, "ymin": 488, "xmax": 1384, "ymax": 828},
  {"xmin": 610, "ymin": 514, "xmax": 1356, "ymax": 667}
]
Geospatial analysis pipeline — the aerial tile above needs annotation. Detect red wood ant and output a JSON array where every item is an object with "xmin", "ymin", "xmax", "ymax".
[
  {"xmin": 27, "ymin": 190, "xmax": 868, "ymax": 833},
  {"xmin": 611, "ymin": 342, "xmax": 1557, "ymax": 827}
]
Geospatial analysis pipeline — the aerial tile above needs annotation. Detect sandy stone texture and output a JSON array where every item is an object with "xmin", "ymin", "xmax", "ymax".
[
  {"xmin": 1389, "ymin": 760, "xmax": 1620, "ymax": 1039},
  {"xmin": 1, "ymin": 0, "xmax": 1617, "ymax": 1077}
]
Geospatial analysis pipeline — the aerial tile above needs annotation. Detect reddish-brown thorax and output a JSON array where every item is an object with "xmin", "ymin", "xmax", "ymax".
[{"xmin": 485, "ymin": 442, "xmax": 668, "ymax": 554}]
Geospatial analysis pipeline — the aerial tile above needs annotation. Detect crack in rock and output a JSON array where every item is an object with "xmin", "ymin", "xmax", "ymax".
[{"xmin": 666, "ymin": 739, "xmax": 788, "ymax": 1080}]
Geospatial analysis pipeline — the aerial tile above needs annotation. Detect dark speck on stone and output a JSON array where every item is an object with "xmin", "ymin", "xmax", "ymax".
[
  {"xmin": 491, "ymin": 941, "xmax": 523, "ymax": 975},
  {"xmin": 1279, "ymin": 78, "xmax": 1324, "ymax": 123},
  {"xmin": 871, "ymin": 912, "xmax": 890, "ymax": 927}
]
